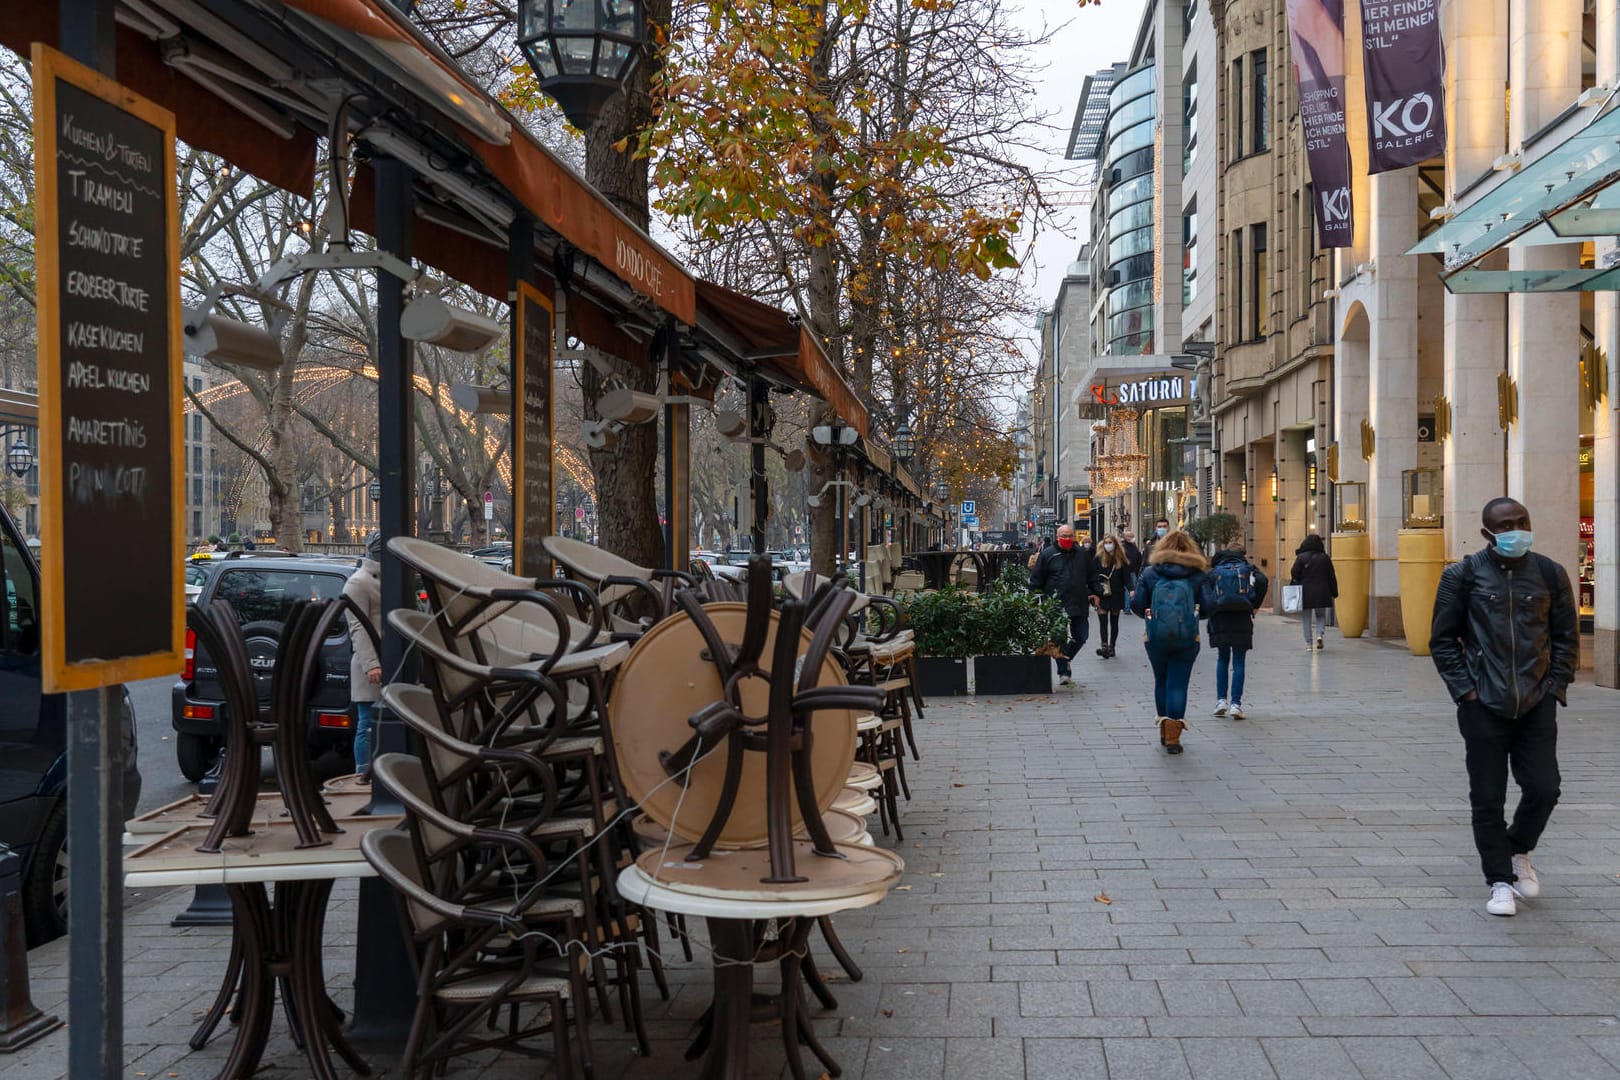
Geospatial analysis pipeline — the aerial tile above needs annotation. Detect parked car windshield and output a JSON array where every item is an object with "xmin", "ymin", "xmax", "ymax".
[{"xmin": 212, "ymin": 568, "xmax": 347, "ymax": 624}]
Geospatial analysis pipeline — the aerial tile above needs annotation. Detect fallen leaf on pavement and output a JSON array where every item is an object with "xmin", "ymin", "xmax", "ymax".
[
  {"xmin": 882, "ymin": 1008, "xmax": 894, "ymax": 1018},
  {"xmin": 1094, "ymin": 893, "xmax": 1112, "ymax": 905}
]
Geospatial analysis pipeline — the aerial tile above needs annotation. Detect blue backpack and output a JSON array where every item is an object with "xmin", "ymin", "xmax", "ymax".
[
  {"xmin": 1147, "ymin": 575, "xmax": 1200, "ymax": 648},
  {"xmin": 1207, "ymin": 561, "xmax": 1254, "ymax": 613}
]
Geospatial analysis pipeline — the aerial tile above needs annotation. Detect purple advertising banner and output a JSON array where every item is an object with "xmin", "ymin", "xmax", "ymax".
[
  {"xmin": 1360, "ymin": 0, "xmax": 1446, "ymax": 171},
  {"xmin": 1286, "ymin": 0, "xmax": 1354, "ymax": 247}
]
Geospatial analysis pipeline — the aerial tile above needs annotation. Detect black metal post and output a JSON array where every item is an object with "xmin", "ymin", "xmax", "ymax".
[
  {"xmin": 507, "ymin": 212, "xmax": 532, "ymax": 537},
  {"xmin": 348, "ymin": 157, "xmax": 417, "ymax": 1044},
  {"xmin": 748, "ymin": 377, "xmax": 768, "ymax": 554},
  {"xmin": 0, "ymin": 844, "xmax": 60, "ymax": 1051},
  {"xmin": 60, "ymin": 4, "xmax": 122, "ymax": 1075}
]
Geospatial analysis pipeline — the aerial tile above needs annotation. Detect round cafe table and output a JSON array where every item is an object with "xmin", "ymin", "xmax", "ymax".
[{"xmin": 618, "ymin": 857, "xmax": 895, "ymax": 1080}]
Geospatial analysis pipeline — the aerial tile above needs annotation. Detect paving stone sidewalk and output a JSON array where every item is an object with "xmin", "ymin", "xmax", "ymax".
[{"xmin": 13, "ymin": 612, "xmax": 1620, "ymax": 1079}]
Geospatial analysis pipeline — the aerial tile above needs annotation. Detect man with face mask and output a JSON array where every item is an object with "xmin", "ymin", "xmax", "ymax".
[
  {"xmin": 1430, "ymin": 498, "xmax": 1577, "ymax": 917},
  {"xmin": 1030, "ymin": 523, "xmax": 1097, "ymax": 687},
  {"xmin": 1141, "ymin": 518, "xmax": 1171, "ymax": 563}
]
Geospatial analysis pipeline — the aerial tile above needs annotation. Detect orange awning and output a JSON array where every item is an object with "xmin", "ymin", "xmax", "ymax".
[
  {"xmin": 279, "ymin": 0, "xmax": 696, "ymax": 325},
  {"xmin": 694, "ymin": 281, "xmax": 869, "ymax": 438},
  {"xmin": 0, "ymin": 5, "xmax": 316, "ymax": 195}
]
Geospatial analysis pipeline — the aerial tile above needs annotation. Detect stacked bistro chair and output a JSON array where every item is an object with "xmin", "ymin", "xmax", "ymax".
[
  {"xmin": 379, "ymin": 540, "xmax": 668, "ymax": 1044},
  {"xmin": 360, "ymin": 820, "xmax": 592, "ymax": 1079},
  {"xmin": 543, "ymin": 535, "xmax": 697, "ymax": 639}
]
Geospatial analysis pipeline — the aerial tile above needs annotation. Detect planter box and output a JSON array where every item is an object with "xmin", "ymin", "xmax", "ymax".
[
  {"xmin": 973, "ymin": 654, "xmax": 1053, "ymax": 695},
  {"xmin": 913, "ymin": 656, "xmax": 969, "ymax": 698}
]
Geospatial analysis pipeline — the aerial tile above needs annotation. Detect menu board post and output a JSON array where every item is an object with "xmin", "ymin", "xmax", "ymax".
[
  {"xmin": 33, "ymin": 44, "xmax": 183, "ymax": 691},
  {"xmin": 32, "ymin": 41, "xmax": 182, "ymax": 1080},
  {"xmin": 513, "ymin": 280, "xmax": 554, "ymax": 578}
]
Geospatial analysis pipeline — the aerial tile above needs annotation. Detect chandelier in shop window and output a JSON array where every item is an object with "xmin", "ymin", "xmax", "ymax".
[{"xmin": 1085, "ymin": 407, "xmax": 1147, "ymax": 499}]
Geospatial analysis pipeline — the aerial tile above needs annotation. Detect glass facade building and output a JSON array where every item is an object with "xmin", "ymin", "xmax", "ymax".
[{"xmin": 1100, "ymin": 64, "xmax": 1156, "ymax": 356}]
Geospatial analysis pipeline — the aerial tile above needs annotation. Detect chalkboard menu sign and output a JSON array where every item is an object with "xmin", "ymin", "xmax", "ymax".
[
  {"xmin": 513, "ymin": 281, "xmax": 554, "ymax": 578},
  {"xmin": 32, "ymin": 46, "xmax": 183, "ymax": 692}
]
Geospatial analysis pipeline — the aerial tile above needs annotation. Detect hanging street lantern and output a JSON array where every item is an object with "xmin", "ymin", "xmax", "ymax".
[
  {"xmin": 517, "ymin": 0, "xmax": 647, "ymax": 130},
  {"xmin": 368, "ymin": 477, "xmax": 382, "ymax": 503},
  {"xmin": 6, "ymin": 434, "xmax": 31, "ymax": 479},
  {"xmin": 895, "ymin": 419, "xmax": 913, "ymax": 463}
]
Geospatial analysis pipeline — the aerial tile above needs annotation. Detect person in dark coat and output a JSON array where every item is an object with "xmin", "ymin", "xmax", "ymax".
[
  {"xmin": 1030, "ymin": 523, "xmax": 1097, "ymax": 687},
  {"xmin": 1090, "ymin": 535, "xmax": 1132, "ymax": 659},
  {"xmin": 1120, "ymin": 529, "xmax": 1144, "ymax": 593},
  {"xmin": 1201, "ymin": 542, "xmax": 1268, "ymax": 719},
  {"xmin": 1289, "ymin": 533, "xmax": 1338, "ymax": 650}
]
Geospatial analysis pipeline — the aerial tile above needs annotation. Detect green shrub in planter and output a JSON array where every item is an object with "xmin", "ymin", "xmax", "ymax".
[
  {"xmin": 897, "ymin": 585, "xmax": 978, "ymax": 658},
  {"xmin": 970, "ymin": 583, "xmax": 1067, "ymax": 656}
]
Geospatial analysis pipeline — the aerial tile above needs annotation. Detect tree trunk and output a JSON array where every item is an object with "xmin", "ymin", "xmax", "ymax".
[{"xmin": 574, "ymin": 0, "xmax": 669, "ymax": 572}]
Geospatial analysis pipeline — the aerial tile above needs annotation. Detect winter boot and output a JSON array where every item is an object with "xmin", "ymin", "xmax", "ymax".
[{"xmin": 1159, "ymin": 717, "xmax": 1186, "ymax": 754}]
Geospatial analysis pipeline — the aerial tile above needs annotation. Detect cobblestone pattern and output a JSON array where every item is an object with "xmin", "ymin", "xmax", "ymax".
[{"xmin": 12, "ymin": 613, "xmax": 1620, "ymax": 1078}]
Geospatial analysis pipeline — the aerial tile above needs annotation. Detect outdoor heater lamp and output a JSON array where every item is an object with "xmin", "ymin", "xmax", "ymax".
[{"xmin": 517, "ymin": 0, "xmax": 646, "ymax": 130}]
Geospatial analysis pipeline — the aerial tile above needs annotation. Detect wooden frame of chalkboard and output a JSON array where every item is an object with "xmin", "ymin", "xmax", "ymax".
[
  {"xmin": 32, "ymin": 45, "xmax": 183, "ymax": 692},
  {"xmin": 513, "ymin": 280, "xmax": 554, "ymax": 579}
]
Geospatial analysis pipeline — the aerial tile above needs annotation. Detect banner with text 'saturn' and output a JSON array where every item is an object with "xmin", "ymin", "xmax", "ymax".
[
  {"xmin": 1287, "ymin": 0, "xmax": 1355, "ymax": 247},
  {"xmin": 1360, "ymin": 0, "xmax": 1447, "ymax": 172}
]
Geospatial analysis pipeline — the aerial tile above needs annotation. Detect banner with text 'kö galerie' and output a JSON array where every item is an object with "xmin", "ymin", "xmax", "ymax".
[
  {"xmin": 1286, "ymin": 0, "xmax": 1354, "ymax": 247},
  {"xmin": 1360, "ymin": 0, "xmax": 1447, "ymax": 172}
]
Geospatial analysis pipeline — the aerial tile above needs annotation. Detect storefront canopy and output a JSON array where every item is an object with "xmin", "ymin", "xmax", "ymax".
[
  {"xmin": 1410, "ymin": 100, "xmax": 1620, "ymax": 292},
  {"xmin": 0, "ymin": 0, "xmax": 872, "ymax": 435}
]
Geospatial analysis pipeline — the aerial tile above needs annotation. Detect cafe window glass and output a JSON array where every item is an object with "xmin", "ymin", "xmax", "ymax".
[
  {"xmin": 1251, "ymin": 49, "xmax": 1269, "ymax": 152},
  {"xmin": 1251, "ymin": 223, "xmax": 1269, "ymax": 339}
]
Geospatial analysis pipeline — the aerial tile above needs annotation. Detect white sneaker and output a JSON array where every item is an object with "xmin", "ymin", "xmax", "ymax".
[
  {"xmin": 1486, "ymin": 882, "xmax": 1521, "ymax": 916},
  {"xmin": 1316, "ymin": 636, "xmax": 1325, "ymax": 650},
  {"xmin": 1305, "ymin": 642, "xmax": 1316, "ymax": 652},
  {"xmin": 1228, "ymin": 703, "xmax": 1245, "ymax": 720},
  {"xmin": 1512, "ymin": 853, "xmax": 1540, "ymax": 898},
  {"xmin": 1058, "ymin": 676, "xmax": 1075, "ymax": 688},
  {"xmin": 1213, "ymin": 699, "xmax": 1228, "ymax": 716}
]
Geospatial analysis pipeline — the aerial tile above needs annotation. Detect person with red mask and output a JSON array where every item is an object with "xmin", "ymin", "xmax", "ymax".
[{"xmin": 1030, "ymin": 523, "xmax": 1097, "ymax": 687}]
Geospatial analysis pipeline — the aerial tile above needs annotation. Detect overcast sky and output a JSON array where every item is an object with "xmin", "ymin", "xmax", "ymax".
[{"xmin": 1011, "ymin": 0, "xmax": 1147, "ymax": 347}]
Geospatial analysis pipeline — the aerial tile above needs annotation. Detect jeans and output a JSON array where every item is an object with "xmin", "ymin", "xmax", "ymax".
[
  {"xmin": 1302, "ymin": 607, "xmax": 1332, "ymax": 643},
  {"xmin": 1098, "ymin": 609, "xmax": 1121, "ymax": 647},
  {"xmin": 1147, "ymin": 643, "xmax": 1199, "ymax": 720},
  {"xmin": 354, "ymin": 700, "xmax": 378, "ymax": 773},
  {"xmin": 1057, "ymin": 612, "xmax": 1090, "ymax": 676},
  {"xmin": 1458, "ymin": 694, "xmax": 1560, "ymax": 885},
  {"xmin": 1215, "ymin": 646, "xmax": 1247, "ymax": 704}
]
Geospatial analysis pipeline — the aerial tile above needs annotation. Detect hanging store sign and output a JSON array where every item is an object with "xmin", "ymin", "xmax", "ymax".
[
  {"xmin": 1287, "ymin": 0, "xmax": 1354, "ymax": 247},
  {"xmin": 513, "ymin": 280, "xmax": 555, "ymax": 578},
  {"xmin": 33, "ymin": 45, "xmax": 183, "ymax": 692},
  {"xmin": 1359, "ymin": 0, "xmax": 1447, "ymax": 172},
  {"xmin": 1089, "ymin": 374, "xmax": 1190, "ymax": 408}
]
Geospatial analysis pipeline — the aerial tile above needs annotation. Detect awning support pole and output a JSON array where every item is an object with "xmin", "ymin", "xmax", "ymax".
[
  {"xmin": 59, "ymin": 3, "xmax": 122, "ymax": 1076},
  {"xmin": 749, "ymin": 376, "xmax": 769, "ymax": 553},
  {"xmin": 349, "ymin": 156, "xmax": 418, "ymax": 1043},
  {"xmin": 664, "ymin": 334, "xmax": 691, "ymax": 571}
]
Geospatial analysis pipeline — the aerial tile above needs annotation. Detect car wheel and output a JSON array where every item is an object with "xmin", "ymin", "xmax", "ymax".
[
  {"xmin": 23, "ymin": 801, "xmax": 68, "ymax": 946},
  {"xmin": 176, "ymin": 732, "xmax": 219, "ymax": 782}
]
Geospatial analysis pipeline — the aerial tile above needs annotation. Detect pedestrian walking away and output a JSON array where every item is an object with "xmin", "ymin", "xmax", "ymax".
[
  {"xmin": 342, "ymin": 531, "xmax": 385, "ymax": 784},
  {"xmin": 1130, "ymin": 530, "xmax": 1208, "ymax": 754},
  {"xmin": 1030, "ymin": 523, "xmax": 1097, "ymax": 688},
  {"xmin": 1290, "ymin": 533, "xmax": 1338, "ymax": 650},
  {"xmin": 1091, "ymin": 534, "xmax": 1131, "ymax": 658},
  {"xmin": 1201, "ymin": 541, "xmax": 1268, "ymax": 720},
  {"xmin": 1430, "ymin": 497, "xmax": 1577, "ymax": 917}
]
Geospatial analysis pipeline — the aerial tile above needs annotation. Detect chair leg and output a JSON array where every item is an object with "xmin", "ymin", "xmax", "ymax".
[
  {"xmin": 897, "ymin": 685, "xmax": 920, "ymax": 762},
  {"xmin": 800, "ymin": 948, "xmax": 839, "ymax": 1011},
  {"xmin": 817, "ymin": 916, "xmax": 863, "ymax": 982}
]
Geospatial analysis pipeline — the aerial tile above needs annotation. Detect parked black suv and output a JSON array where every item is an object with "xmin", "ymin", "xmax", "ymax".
[
  {"xmin": 0, "ymin": 504, "xmax": 141, "ymax": 944},
  {"xmin": 172, "ymin": 556, "xmax": 362, "ymax": 781}
]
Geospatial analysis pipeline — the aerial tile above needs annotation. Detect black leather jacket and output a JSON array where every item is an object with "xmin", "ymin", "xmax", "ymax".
[
  {"xmin": 1030, "ymin": 544, "xmax": 1096, "ymax": 617},
  {"xmin": 1429, "ymin": 549, "xmax": 1578, "ymax": 718}
]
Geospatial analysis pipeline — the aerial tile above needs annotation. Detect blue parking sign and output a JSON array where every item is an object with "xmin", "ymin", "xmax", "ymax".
[{"xmin": 960, "ymin": 500, "xmax": 975, "ymax": 516}]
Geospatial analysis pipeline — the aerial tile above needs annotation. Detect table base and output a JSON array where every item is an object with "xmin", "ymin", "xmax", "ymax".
[
  {"xmin": 190, "ymin": 881, "xmax": 370, "ymax": 1080},
  {"xmin": 687, "ymin": 916, "xmax": 841, "ymax": 1080}
]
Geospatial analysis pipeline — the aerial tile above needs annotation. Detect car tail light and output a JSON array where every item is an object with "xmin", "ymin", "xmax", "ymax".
[
  {"xmin": 181, "ymin": 704, "xmax": 215, "ymax": 720},
  {"xmin": 317, "ymin": 712, "xmax": 354, "ymax": 729},
  {"xmin": 183, "ymin": 627, "xmax": 196, "ymax": 681}
]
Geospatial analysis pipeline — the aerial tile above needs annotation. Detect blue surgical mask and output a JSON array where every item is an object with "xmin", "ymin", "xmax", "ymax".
[
  {"xmin": 1155, "ymin": 527, "xmax": 1168, "ymax": 538},
  {"xmin": 1492, "ymin": 530, "xmax": 1533, "ymax": 558}
]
